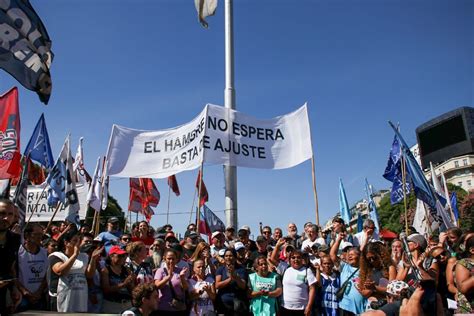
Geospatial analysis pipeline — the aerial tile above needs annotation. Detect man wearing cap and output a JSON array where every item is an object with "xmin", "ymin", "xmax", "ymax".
[
  {"xmin": 96, "ymin": 217, "xmax": 123, "ymax": 254},
  {"xmin": 224, "ymin": 226, "xmax": 236, "ymax": 248},
  {"xmin": 182, "ymin": 232, "xmax": 199, "ymax": 261},
  {"xmin": 164, "ymin": 232, "xmax": 178, "ymax": 249},
  {"xmin": 210, "ymin": 231, "xmax": 225, "ymax": 257},
  {"xmin": 396, "ymin": 233, "xmax": 432, "ymax": 283},
  {"xmin": 238, "ymin": 228, "xmax": 257, "ymax": 252}
]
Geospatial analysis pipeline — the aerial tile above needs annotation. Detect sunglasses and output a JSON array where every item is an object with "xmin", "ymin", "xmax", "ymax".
[
  {"xmin": 290, "ymin": 256, "xmax": 302, "ymax": 260},
  {"xmin": 263, "ymin": 231, "xmax": 271, "ymax": 234},
  {"xmin": 122, "ymin": 238, "xmax": 131, "ymax": 241},
  {"xmin": 434, "ymin": 252, "xmax": 448, "ymax": 260}
]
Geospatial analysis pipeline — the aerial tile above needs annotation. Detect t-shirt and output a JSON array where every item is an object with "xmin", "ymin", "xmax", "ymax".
[
  {"xmin": 352, "ymin": 231, "xmax": 379, "ymax": 248},
  {"xmin": 154, "ymin": 266, "xmax": 187, "ymax": 311},
  {"xmin": 215, "ymin": 264, "xmax": 248, "ymax": 306},
  {"xmin": 281, "ymin": 266, "xmax": 317, "ymax": 310},
  {"xmin": 188, "ymin": 275, "xmax": 215, "ymax": 316},
  {"xmin": 126, "ymin": 260, "xmax": 154, "ymax": 284},
  {"xmin": 248, "ymin": 272, "xmax": 281, "ymax": 316},
  {"xmin": 338, "ymin": 262, "xmax": 366, "ymax": 315},
  {"xmin": 18, "ymin": 244, "xmax": 48, "ymax": 293},
  {"xmin": 317, "ymin": 272, "xmax": 340, "ymax": 316},
  {"xmin": 96, "ymin": 231, "xmax": 121, "ymax": 253},
  {"xmin": 301, "ymin": 237, "xmax": 325, "ymax": 264}
]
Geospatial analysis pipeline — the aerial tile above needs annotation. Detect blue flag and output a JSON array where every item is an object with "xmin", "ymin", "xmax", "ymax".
[
  {"xmin": 357, "ymin": 212, "xmax": 363, "ymax": 233},
  {"xmin": 201, "ymin": 204, "xmax": 225, "ymax": 232},
  {"xmin": 46, "ymin": 136, "xmax": 80, "ymax": 225},
  {"xmin": 383, "ymin": 135, "xmax": 412, "ymax": 204},
  {"xmin": 24, "ymin": 114, "xmax": 54, "ymax": 169},
  {"xmin": 450, "ymin": 192, "xmax": 459, "ymax": 222},
  {"xmin": 365, "ymin": 178, "xmax": 380, "ymax": 232},
  {"xmin": 389, "ymin": 122, "xmax": 437, "ymax": 209},
  {"xmin": 339, "ymin": 178, "xmax": 351, "ymax": 225}
]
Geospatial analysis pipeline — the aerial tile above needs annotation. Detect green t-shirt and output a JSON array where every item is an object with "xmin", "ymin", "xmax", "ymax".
[{"xmin": 248, "ymin": 272, "xmax": 281, "ymax": 316}]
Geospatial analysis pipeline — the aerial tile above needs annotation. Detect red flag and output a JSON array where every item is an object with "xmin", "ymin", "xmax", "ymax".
[
  {"xmin": 27, "ymin": 157, "xmax": 46, "ymax": 185},
  {"xmin": 129, "ymin": 178, "xmax": 160, "ymax": 222},
  {"xmin": 0, "ymin": 87, "xmax": 21, "ymax": 179},
  {"xmin": 195, "ymin": 171, "xmax": 208, "ymax": 207},
  {"xmin": 167, "ymin": 175, "xmax": 180, "ymax": 196},
  {"xmin": 198, "ymin": 208, "xmax": 211, "ymax": 239}
]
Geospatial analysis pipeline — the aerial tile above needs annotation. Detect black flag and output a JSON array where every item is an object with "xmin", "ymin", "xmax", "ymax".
[{"xmin": 0, "ymin": 1, "xmax": 53, "ymax": 104}]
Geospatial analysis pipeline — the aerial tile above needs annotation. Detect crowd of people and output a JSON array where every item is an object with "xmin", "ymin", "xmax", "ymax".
[{"xmin": 0, "ymin": 197, "xmax": 473, "ymax": 316}]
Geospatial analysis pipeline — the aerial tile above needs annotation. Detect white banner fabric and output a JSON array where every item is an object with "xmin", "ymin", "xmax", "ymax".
[
  {"xmin": 10, "ymin": 184, "xmax": 88, "ymax": 222},
  {"xmin": 106, "ymin": 104, "xmax": 313, "ymax": 178}
]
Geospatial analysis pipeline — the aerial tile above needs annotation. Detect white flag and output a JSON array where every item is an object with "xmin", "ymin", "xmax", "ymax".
[
  {"xmin": 441, "ymin": 172, "xmax": 457, "ymax": 226},
  {"xmin": 101, "ymin": 158, "xmax": 109, "ymax": 211},
  {"xmin": 195, "ymin": 0, "xmax": 218, "ymax": 28},
  {"xmin": 73, "ymin": 137, "xmax": 88, "ymax": 186},
  {"xmin": 86, "ymin": 157, "xmax": 102, "ymax": 212}
]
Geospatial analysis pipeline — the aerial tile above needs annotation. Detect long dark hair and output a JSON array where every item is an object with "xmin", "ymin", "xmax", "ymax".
[{"xmin": 57, "ymin": 227, "xmax": 79, "ymax": 252}]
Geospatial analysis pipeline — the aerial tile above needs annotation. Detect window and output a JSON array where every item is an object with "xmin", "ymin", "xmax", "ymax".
[
  {"xmin": 468, "ymin": 180, "xmax": 472, "ymax": 186},
  {"xmin": 455, "ymin": 161, "xmax": 459, "ymax": 168},
  {"xmin": 458, "ymin": 182, "xmax": 463, "ymax": 187},
  {"xmin": 464, "ymin": 159, "xmax": 468, "ymax": 166}
]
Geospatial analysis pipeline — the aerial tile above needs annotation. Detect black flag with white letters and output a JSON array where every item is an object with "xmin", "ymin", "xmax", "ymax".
[{"xmin": 0, "ymin": 0, "xmax": 53, "ymax": 104}]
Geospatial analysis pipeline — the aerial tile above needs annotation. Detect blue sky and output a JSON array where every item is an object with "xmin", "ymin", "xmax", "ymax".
[{"xmin": 3, "ymin": 0, "xmax": 472, "ymax": 236}]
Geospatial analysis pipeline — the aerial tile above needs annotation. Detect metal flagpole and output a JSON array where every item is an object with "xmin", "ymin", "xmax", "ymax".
[
  {"xmin": 224, "ymin": 0, "xmax": 238, "ymax": 230},
  {"xmin": 166, "ymin": 185, "xmax": 171, "ymax": 224},
  {"xmin": 196, "ymin": 163, "xmax": 204, "ymax": 233}
]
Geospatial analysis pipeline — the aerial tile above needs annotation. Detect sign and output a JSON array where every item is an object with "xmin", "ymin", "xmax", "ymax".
[
  {"xmin": 106, "ymin": 104, "xmax": 313, "ymax": 178},
  {"xmin": 10, "ymin": 184, "xmax": 88, "ymax": 222}
]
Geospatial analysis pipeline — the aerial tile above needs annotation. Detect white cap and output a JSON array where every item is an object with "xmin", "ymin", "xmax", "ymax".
[
  {"xmin": 240, "ymin": 225, "xmax": 251, "ymax": 234},
  {"xmin": 211, "ymin": 231, "xmax": 223, "ymax": 239},
  {"xmin": 341, "ymin": 241, "xmax": 353, "ymax": 249},
  {"xmin": 234, "ymin": 241, "xmax": 245, "ymax": 251}
]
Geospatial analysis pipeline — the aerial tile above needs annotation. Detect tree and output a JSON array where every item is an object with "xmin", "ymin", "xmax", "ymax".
[{"xmin": 85, "ymin": 194, "xmax": 124, "ymax": 233}]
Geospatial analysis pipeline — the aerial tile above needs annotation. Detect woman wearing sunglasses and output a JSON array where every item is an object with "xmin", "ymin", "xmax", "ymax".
[{"xmin": 280, "ymin": 250, "xmax": 316, "ymax": 316}]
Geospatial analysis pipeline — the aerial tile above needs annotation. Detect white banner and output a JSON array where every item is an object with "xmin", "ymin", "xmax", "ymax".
[
  {"xmin": 106, "ymin": 104, "xmax": 313, "ymax": 178},
  {"xmin": 10, "ymin": 184, "xmax": 88, "ymax": 222}
]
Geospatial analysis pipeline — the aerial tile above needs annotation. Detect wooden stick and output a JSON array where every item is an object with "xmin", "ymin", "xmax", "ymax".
[
  {"xmin": 45, "ymin": 202, "xmax": 62, "ymax": 232},
  {"xmin": 196, "ymin": 163, "xmax": 204, "ymax": 233},
  {"xmin": 25, "ymin": 184, "xmax": 48, "ymax": 226},
  {"xmin": 189, "ymin": 185, "xmax": 197, "ymax": 224},
  {"xmin": 166, "ymin": 184, "xmax": 171, "ymax": 224},
  {"xmin": 311, "ymin": 155, "xmax": 319, "ymax": 226},
  {"xmin": 401, "ymin": 153, "xmax": 409, "ymax": 234}
]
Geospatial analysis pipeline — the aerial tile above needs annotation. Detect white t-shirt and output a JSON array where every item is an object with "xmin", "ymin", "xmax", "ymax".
[
  {"xmin": 18, "ymin": 245, "xmax": 48, "ymax": 293},
  {"xmin": 301, "ymin": 237, "xmax": 326, "ymax": 265},
  {"xmin": 281, "ymin": 266, "xmax": 317, "ymax": 310},
  {"xmin": 352, "ymin": 231, "xmax": 379, "ymax": 248},
  {"xmin": 188, "ymin": 275, "xmax": 215, "ymax": 316}
]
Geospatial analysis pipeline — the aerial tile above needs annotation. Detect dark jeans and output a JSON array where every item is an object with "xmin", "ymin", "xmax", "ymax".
[{"xmin": 280, "ymin": 306, "xmax": 305, "ymax": 316}]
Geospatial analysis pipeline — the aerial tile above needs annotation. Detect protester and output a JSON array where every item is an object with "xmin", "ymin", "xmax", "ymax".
[
  {"xmin": 96, "ymin": 217, "xmax": 122, "ymax": 253},
  {"xmin": 121, "ymin": 283, "xmax": 159, "ymax": 316},
  {"xmin": 224, "ymin": 226, "xmax": 236, "ymax": 248},
  {"xmin": 248, "ymin": 255, "xmax": 282, "ymax": 316},
  {"xmin": 184, "ymin": 223, "xmax": 197, "ymax": 238},
  {"xmin": 353, "ymin": 219, "xmax": 379, "ymax": 250},
  {"xmin": 49, "ymin": 228, "xmax": 100, "ymax": 312},
  {"xmin": 390, "ymin": 239, "xmax": 403, "ymax": 269},
  {"xmin": 189, "ymin": 241, "xmax": 216, "ymax": 276},
  {"xmin": 126, "ymin": 241, "xmax": 154, "ymax": 284},
  {"xmin": 16, "ymin": 223, "xmax": 48, "ymax": 312},
  {"xmin": 285, "ymin": 222, "xmax": 303, "ymax": 250},
  {"xmin": 154, "ymin": 249, "xmax": 189, "ymax": 315},
  {"xmin": 215, "ymin": 248, "xmax": 248, "ymax": 315},
  {"xmin": 238, "ymin": 228, "xmax": 257, "ymax": 252},
  {"xmin": 210, "ymin": 231, "xmax": 225, "ymax": 257},
  {"xmin": 132, "ymin": 221, "xmax": 155, "ymax": 246},
  {"xmin": 150, "ymin": 238, "xmax": 165, "ymax": 269},
  {"xmin": 454, "ymin": 235, "xmax": 474, "ymax": 314},
  {"xmin": 188, "ymin": 259, "xmax": 216, "ymax": 316},
  {"xmin": 280, "ymin": 249, "xmax": 316, "ymax": 316},
  {"xmin": 182, "ymin": 232, "xmax": 199, "ymax": 261},
  {"xmin": 272, "ymin": 227, "xmax": 283, "ymax": 246},
  {"xmin": 101, "ymin": 245, "xmax": 135, "ymax": 313}
]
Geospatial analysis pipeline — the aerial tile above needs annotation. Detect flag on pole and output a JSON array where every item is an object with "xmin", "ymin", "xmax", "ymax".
[
  {"xmin": 46, "ymin": 136, "xmax": 80, "ymax": 225},
  {"xmin": 86, "ymin": 157, "xmax": 102, "ymax": 212},
  {"xmin": 0, "ymin": 1, "xmax": 54, "ymax": 104},
  {"xmin": 101, "ymin": 158, "xmax": 109, "ymax": 211},
  {"xmin": 357, "ymin": 212, "xmax": 363, "ymax": 233},
  {"xmin": 199, "ymin": 204, "xmax": 225, "ymax": 237},
  {"xmin": 365, "ymin": 179, "xmax": 380, "ymax": 232},
  {"xmin": 195, "ymin": 0, "xmax": 218, "ymax": 28},
  {"xmin": 73, "ymin": 137, "xmax": 89, "ymax": 185},
  {"xmin": 13, "ymin": 156, "xmax": 28, "ymax": 230},
  {"xmin": 167, "ymin": 175, "xmax": 180, "ymax": 196},
  {"xmin": 0, "ymin": 87, "xmax": 21, "ymax": 179},
  {"xmin": 441, "ymin": 172, "xmax": 457, "ymax": 226},
  {"xmin": 129, "ymin": 178, "xmax": 160, "ymax": 222},
  {"xmin": 23, "ymin": 114, "xmax": 53, "ymax": 169},
  {"xmin": 412, "ymin": 199, "xmax": 431, "ymax": 236},
  {"xmin": 339, "ymin": 178, "xmax": 351, "ymax": 225},
  {"xmin": 450, "ymin": 192, "xmax": 459, "ymax": 223},
  {"xmin": 383, "ymin": 135, "xmax": 412, "ymax": 205},
  {"xmin": 389, "ymin": 122, "xmax": 453, "ymax": 230},
  {"xmin": 27, "ymin": 158, "xmax": 45, "ymax": 184},
  {"xmin": 196, "ymin": 171, "xmax": 208, "ymax": 207}
]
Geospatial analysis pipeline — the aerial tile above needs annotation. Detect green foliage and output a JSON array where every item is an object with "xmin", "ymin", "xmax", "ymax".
[
  {"xmin": 85, "ymin": 194, "xmax": 124, "ymax": 232},
  {"xmin": 378, "ymin": 184, "xmax": 471, "ymax": 233}
]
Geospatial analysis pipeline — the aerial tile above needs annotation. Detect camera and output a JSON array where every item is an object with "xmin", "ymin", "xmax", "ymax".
[{"xmin": 369, "ymin": 299, "xmax": 387, "ymax": 310}]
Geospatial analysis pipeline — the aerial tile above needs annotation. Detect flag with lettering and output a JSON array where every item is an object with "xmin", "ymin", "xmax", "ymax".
[
  {"xmin": 196, "ymin": 171, "xmax": 208, "ymax": 207},
  {"xmin": 46, "ymin": 136, "xmax": 80, "ymax": 225},
  {"xmin": 23, "ymin": 113, "xmax": 54, "ymax": 169},
  {"xmin": 0, "ymin": 87, "xmax": 21, "ymax": 179},
  {"xmin": 13, "ymin": 156, "xmax": 28, "ymax": 229},
  {"xmin": 168, "ymin": 175, "xmax": 180, "ymax": 196},
  {"xmin": 0, "ymin": 0, "xmax": 54, "ymax": 104},
  {"xmin": 383, "ymin": 135, "xmax": 412, "ymax": 205}
]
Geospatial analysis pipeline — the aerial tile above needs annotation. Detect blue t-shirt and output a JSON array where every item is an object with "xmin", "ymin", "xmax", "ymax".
[
  {"xmin": 338, "ymin": 262, "xmax": 366, "ymax": 314},
  {"xmin": 96, "ymin": 231, "xmax": 121, "ymax": 254},
  {"xmin": 216, "ymin": 264, "xmax": 248, "ymax": 306}
]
